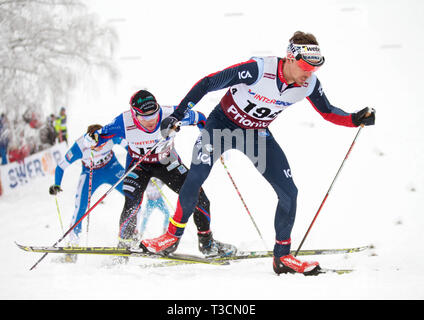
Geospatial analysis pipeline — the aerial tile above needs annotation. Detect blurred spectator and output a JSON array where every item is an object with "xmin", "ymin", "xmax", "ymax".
[
  {"xmin": 54, "ymin": 106, "xmax": 68, "ymax": 143},
  {"xmin": 23, "ymin": 108, "xmax": 43, "ymax": 129},
  {"xmin": 8, "ymin": 145, "xmax": 30, "ymax": 163},
  {"xmin": 39, "ymin": 114, "xmax": 57, "ymax": 148},
  {"xmin": 0, "ymin": 113, "xmax": 10, "ymax": 165},
  {"xmin": 4, "ymin": 106, "xmax": 67, "ymax": 164},
  {"xmin": 8, "ymin": 113, "xmax": 38, "ymax": 163}
]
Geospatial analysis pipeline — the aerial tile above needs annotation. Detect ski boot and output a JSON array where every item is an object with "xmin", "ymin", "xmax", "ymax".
[
  {"xmin": 140, "ymin": 232, "xmax": 180, "ymax": 255},
  {"xmin": 111, "ymin": 238, "xmax": 135, "ymax": 265},
  {"xmin": 59, "ymin": 233, "xmax": 79, "ymax": 263},
  {"xmin": 198, "ymin": 231, "xmax": 237, "ymax": 258},
  {"xmin": 273, "ymin": 254, "xmax": 320, "ymax": 276}
]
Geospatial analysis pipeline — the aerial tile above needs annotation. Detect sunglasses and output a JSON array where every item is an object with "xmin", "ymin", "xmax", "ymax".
[
  {"xmin": 296, "ymin": 58, "xmax": 324, "ymax": 72},
  {"xmin": 136, "ymin": 111, "xmax": 159, "ymax": 121},
  {"xmin": 132, "ymin": 103, "xmax": 160, "ymax": 120}
]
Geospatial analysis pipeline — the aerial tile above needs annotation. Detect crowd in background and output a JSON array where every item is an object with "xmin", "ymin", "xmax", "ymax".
[{"xmin": 0, "ymin": 107, "xmax": 68, "ymax": 165}]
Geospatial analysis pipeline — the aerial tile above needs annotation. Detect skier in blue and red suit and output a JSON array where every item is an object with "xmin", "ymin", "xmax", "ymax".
[{"xmin": 141, "ymin": 31, "xmax": 376, "ymax": 275}]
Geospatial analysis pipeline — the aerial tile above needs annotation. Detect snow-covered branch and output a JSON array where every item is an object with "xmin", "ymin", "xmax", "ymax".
[{"xmin": 0, "ymin": 0, "xmax": 118, "ymax": 122}]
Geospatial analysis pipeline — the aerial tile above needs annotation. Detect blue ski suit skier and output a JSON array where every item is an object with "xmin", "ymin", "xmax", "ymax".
[
  {"xmin": 84, "ymin": 90, "xmax": 237, "ymax": 257},
  {"xmin": 49, "ymin": 124, "xmax": 127, "ymax": 262},
  {"xmin": 141, "ymin": 31, "xmax": 376, "ymax": 275}
]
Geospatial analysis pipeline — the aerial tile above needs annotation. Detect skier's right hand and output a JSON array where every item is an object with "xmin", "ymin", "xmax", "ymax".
[
  {"xmin": 49, "ymin": 185, "xmax": 62, "ymax": 195},
  {"xmin": 160, "ymin": 116, "xmax": 181, "ymax": 138},
  {"xmin": 196, "ymin": 111, "xmax": 207, "ymax": 129}
]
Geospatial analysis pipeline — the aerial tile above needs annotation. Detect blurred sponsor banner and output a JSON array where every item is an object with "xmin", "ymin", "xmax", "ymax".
[{"xmin": 0, "ymin": 142, "xmax": 67, "ymax": 196}]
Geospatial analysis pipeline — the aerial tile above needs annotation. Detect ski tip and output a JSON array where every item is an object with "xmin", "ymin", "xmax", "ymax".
[
  {"xmin": 276, "ymin": 267, "xmax": 355, "ymax": 276},
  {"xmin": 317, "ymin": 268, "xmax": 354, "ymax": 275},
  {"xmin": 15, "ymin": 242, "xmax": 32, "ymax": 252},
  {"xmin": 15, "ymin": 242, "xmax": 27, "ymax": 250}
]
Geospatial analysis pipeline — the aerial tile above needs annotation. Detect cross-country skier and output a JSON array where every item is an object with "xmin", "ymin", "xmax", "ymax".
[
  {"xmin": 140, "ymin": 31, "xmax": 376, "ymax": 275},
  {"xmin": 84, "ymin": 90, "xmax": 236, "ymax": 258},
  {"xmin": 49, "ymin": 124, "xmax": 127, "ymax": 262},
  {"xmin": 136, "ymin": 178, "xmax": 170, "ymax": 239}
]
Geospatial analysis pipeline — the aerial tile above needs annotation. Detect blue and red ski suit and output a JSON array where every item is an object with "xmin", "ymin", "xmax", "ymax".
[{"xmin": 167, "ymin": 56, "xmax": 358, "ymax": 257}]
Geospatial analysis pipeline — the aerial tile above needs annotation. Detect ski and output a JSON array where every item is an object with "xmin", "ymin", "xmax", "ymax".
[
  {"xmin": 16, "ymin": 242, "xmax": 371, "ymax": 268},
  {"xmin": 215, "ymin": 245, "xmax": 372, "ymax": 262},
  {"xmin": 15, "ymin": 242, "xmax": 228, "ymax": 266}
]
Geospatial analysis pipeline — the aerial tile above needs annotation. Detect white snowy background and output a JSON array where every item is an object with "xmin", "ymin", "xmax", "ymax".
[{"xmin": 1, "ymin": 0, "xmax": 424, "ymax": 301}]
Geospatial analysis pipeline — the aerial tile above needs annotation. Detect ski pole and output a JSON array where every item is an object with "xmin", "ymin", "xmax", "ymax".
[
  {"xmin": 294, "ymin": 125, "xmax": 364, "ymax": 257},
  {"xmin": 86, "ymin": 150, "xmax": 94, "ymax": 245},
  {"xmin": 54, "ymin": 196, "xmax": 64, "ymax": 234},
  {"xmin": 29, "ymin": 135, "xmax": 173, "ymax": 271},
  {"xmin": 220, "ymin": 156, "xmax": 267, "ymax": 249},
  {"xmin": 151, "ymin": 178, "xmax": 175, "ymax": 211}
]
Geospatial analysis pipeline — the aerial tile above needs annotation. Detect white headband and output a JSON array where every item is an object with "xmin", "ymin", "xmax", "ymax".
[{"xmin": 287, "ymin": 43, "xmax": 323, "ymax": 64}]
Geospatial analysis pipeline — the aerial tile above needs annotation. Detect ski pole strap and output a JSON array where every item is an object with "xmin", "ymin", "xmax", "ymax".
[{"xmin": 169, "ymin": 217, "xmax": 186, "ymax": 229}]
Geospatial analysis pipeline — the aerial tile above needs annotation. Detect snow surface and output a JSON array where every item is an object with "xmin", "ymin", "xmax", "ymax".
[{"xmin": 1, "ymin": 0, "xmax": 424, "ymax": 301}]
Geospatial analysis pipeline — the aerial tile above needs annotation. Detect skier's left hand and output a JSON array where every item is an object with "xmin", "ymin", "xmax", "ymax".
[
  {"xmin": 83, "ymin": 132, "xmax": 98, "ymax": 148},
  {"xmin": 352, "ymin": 107, "xmax": 376, "ymax": 127},
  {"xmin": 49, "ymin": 185, "xmax": 62, "ymax": 195}
]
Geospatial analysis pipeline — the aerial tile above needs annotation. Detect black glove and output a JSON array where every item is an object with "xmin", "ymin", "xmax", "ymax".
[
  {"xmin": 89, "ymin": 131, "xmax": 99, "ymax": 141},
  {"xmin": 160, "ymin": 116, "xmax": 181, "ymax": 138},
  {"xmin": 83, "ymin": 131, "xmax": 99, "ymax": 148},
  {"xmin": 49, "ymin": 185, "xmax": 62, "ymax": 195},
  {"xmin": 352, "ymin": 107, "xmax": 376, "ymax": 127}
]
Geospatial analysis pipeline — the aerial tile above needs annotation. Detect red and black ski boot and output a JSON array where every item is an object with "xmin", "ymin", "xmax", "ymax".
[
  {"xmin": 140, "ymin": 233, "xmax": 180, "ymax": 255},
  {"xmin": 273, "ymin": 254, "xmax": 321, "ymax": 276}
]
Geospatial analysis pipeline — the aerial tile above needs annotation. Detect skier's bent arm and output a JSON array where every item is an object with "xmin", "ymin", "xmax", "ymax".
[
  {"xmin": 172, "ymin": 59, "xmax": 261, "ymax": 119},
  {"xmin": 306, "ymin": 78, "xmax": 356, "ymax": 127}
]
